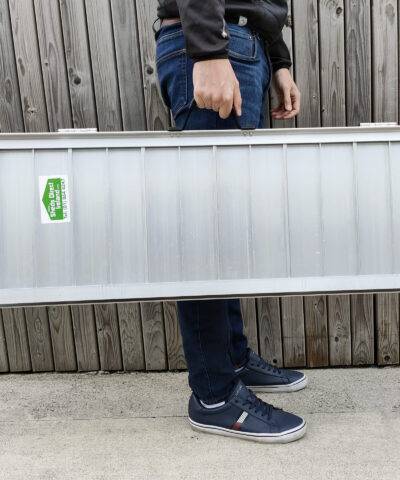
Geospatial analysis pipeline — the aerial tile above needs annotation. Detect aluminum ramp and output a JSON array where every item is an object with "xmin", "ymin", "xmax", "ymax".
[{"xmin": 0, "ymin": 125, "xmax": 400, "ymax": 307}]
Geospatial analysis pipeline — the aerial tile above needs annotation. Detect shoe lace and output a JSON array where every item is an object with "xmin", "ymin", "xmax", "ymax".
[
  {"xmin": 252, "ymin": 355, "xmax": 282, "ymax": 375},
  {"xmin": 242, "ymin": 389, "xmax": 281, "ymax": 421}
]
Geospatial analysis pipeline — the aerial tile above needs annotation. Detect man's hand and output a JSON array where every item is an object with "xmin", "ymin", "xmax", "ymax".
[
  {"xmin": 193, "ymin": 59, "xmax": 242, "ymax": 119},
  {"xmin": 270, "ymin": 68, "xmax": 301, "ymax": 120}
]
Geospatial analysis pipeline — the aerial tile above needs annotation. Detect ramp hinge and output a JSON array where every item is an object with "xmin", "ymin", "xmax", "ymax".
[
  {"xmin": 57, "ymin": 128, "xmax": 98, "ymax": 133},
  {"xmin": 359, "ymin": 122, "xmax": 398, "ymax": 127}
]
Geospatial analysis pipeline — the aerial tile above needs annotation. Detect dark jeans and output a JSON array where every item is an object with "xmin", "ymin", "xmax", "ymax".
[{"xmin": 155, "ymin": 21, "xmax": 272, "ymax": 403}]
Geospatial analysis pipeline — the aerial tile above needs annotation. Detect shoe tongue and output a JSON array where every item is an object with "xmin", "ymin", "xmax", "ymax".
[
  {"xmin": 247, "ymin": 349, "xmax": 261, "ymax": 363},
  {"xmin": 228, "ymin": 379, "xmax": 250, "ymax": 402}
]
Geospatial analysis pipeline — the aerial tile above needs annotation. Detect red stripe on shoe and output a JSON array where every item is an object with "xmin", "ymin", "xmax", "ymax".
[{"xmin": 232, "ymin": 411, "xmax": 248, "ymax": 431}]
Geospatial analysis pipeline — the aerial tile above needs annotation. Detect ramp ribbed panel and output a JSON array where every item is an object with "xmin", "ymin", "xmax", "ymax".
[{"xmin": 1, "ymin": 126, "xmax": 400, "ymax": 306}]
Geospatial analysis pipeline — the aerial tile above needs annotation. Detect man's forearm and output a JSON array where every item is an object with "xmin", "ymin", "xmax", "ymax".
[
  {"xmin": 175, "ymin": 0, "xmax": 229, "ymax": 62},
  {"xmin": 267, "ymin": 33, "xmax": 292, "ymax": 73}
]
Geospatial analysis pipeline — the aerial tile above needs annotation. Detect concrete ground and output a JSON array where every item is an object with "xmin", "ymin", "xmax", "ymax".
[{"xmin": 0, "ymin": 367, "xmax": 399, "ymax": 480}]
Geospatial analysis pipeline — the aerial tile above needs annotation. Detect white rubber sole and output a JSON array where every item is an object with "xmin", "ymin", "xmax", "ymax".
[
  {"xmin": 247, "ymin": 374, "xmax": 308, "ymax": 393},
  {"xmin": 189, "ymin": 417, "xmax": 307, "ymax": 444}
]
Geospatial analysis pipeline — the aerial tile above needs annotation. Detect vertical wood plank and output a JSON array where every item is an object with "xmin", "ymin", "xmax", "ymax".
[
  {"xmin": 34, "ymin": 0, "xmax": 73, "ymax": 131},
  {"xmin": 59, "ymin": 0, "xmax": 98, "ymax": 128},
  {"xmin": 8, "ymin": 0, "xmax": 49, "ymax": 131},
  {"xmin": 318, "ymin": 0, "xmax": 346, "ymax": 126},
  {"xmin": 375, "ymin": 292, "xmax": 399, "ymax": 365},
  {"xmin": 136, "ymin": 0, "xmax": 170, "ymax": 130},
  {"xmin": 71, "ymin": 304, "xmax": 100, "ymax": 371},
  {"xmin": 2, "ymin": 308, "xmax": 31, "ymax": 372},
  {"xmin": 136, "ymin": 0, "xmax": 170, "ymax": 372},
  {"xmin": 0, "ymin": 309, "xmax": 9, "ymax": 372},
  {"xmin": 344, "ymin": 0, "xmax": 372, "ymax": 125},
  {"xmin": 327, "ymin": 294, "xmax": 352, "ymax": 366},
  {"xmin": 304, "ymin": 296, "xmax": 329, "ymax": 367},
  {"xmin": 269, "ymin": 0, "xmax": 295, "ymax": 129},
  {"xmin": 280, "ymin": 296, "xmax": 306, "ymax": 367},
  {"xmin": 256, "ymin": 297, "xmax": 283, "ymax": 367},
  {"xmin": 163, "ymin": 301, "xmax": 186, "ymax": 370},
  {"xmin": 25, "ymin": 306, "xmax": 54, "ymax": 372},
  {"xmin": 48, "ymin": 305, "xmax": 77, "ymax": 371},
  {"xmin": 110, "ymin": 0, "xmax": 146, "ymax": 130},
  {"xmin": 351, "ymin": 294, "xmax": 374, "ymax": 365},
  {"xmin": 0, "ymin": 0, "xmax": 24, "ymax": 132},
  {"xmin": 371, "ymin": 0, "xmax": 398, "ymax": 122},
  {"xmin": 292, "ymin": 0, "xmax": 320, "ymax": 127},
  {"xmin": 140, "ymin": 301, "xmax": 167, "ymax": 371},
  {"xmin": 240, "ymin": 298, "xmax": 259, "ymax": 354},
  {"xmin": 94, "ymin": 303, "xmax": 123, "ymax": 371},
  {"xmin": 117, "ymin": 302, "xmax": 145, "ymax": 371},
  {"xmin": 85, "ymin": 0, "xmax": 122, "ymax": 131}
]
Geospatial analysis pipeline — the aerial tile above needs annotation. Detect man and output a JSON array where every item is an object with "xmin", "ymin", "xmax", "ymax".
[{"xmin": 154, "ymin": 0, "xmax": 305, "ymax": 443}]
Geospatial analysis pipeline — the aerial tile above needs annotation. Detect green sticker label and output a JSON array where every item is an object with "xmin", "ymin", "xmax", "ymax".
[{"xmin": 39, "ymin": 175, "xmax": 70, "ymax": 224}]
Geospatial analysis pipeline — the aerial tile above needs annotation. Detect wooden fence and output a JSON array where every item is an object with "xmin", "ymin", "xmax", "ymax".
[{"xmin": 0, "ymin": 0, "xmax": 399, "ymax": 373}]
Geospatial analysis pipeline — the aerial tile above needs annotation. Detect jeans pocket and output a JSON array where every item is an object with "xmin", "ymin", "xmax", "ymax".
[
  {"xmin": 227, "ymin": 24, "xmax": 257, "ymax": 62},
  {"xmin": 156, "ymin": 26, "xmax": 188, "ymax": 118}
]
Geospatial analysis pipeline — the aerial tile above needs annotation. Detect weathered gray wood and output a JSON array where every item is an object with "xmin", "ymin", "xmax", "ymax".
[
  {"xmin": 140, "ymin": 301, "xmax": 167, "ymax": 370},
  {"xmin": 240, "ymin": 298, "xmax": 259, "ymax": 354},
  {"xmin": 0, "ymin": 0, "xmax": 24, "ymax": 132},
  {"xmin": 371, "ymin": 0, "xmax": 398, "ymax": 123},
  {"xmin": 59, "ymin": 0, "xmax": 97, "ymax": 128},
  {"xmin": 136, "ymin": 0, "xmax": 170, "ymax": 130},
  {"xmin": 256, "ymin": 297, "xmax": 283, "ymax": 367},
  {"xmin": 327, "ymin": 295, "xmax": 352, "ymax": 366},
  {"xmin": 135, "ymin": 0, "xmax": 171, "ymax": 372},
  {"xmin": 304, "ymin": 296, "xmax": 329, "ymax": 367},
  {"xmin": 71, "ymin": 304, "xmax": 100, "ymax": 371},
  {"xmin": 318, "ymin": 0, "xmax": 346, "ymax": 127},
  {"xmin": 280, "ymin": 296, "xmax": 306, "ymax": 367},
  {"xmin": 110, "ymin": 0, "xmax": 146, "ymax": 130},
  {"xmin": 375, "ymin": 293, "xmax": 399, "ymax": 366},
  {"xmin": 0, "ymin": 1, "xmax": 399, "ymax": 374},
  {"xmin": 0, "ymin": 310, "xmax": 9, "ymax": 372},
  {"xmin": 163, "ymin": 301, "xmax": 186, "ymax": 370},
  {"xmin": 117, "ymin": 302, "xmax": 145, "ymax": 371},
  {"xmin": 2, "ymin": 308, "xmax": 31, "ymax": 372},
  {"xmin": 344, "ymin": 0, "xmax": 371, "ymax": 125},
  {"xmin": 34, "ymin": 0, "xmax": 73, "ymax": 131},
  {"xmin": 269, "ymin": 0, "xmax": 295, "ymax": 129},
  {"xmin": 94, "ymin": 303, "xmax": 123, "ymax": 371},
  {"xmin": 48, "ymin": 305, "xmax": 77, "ymax": 371},
  {"xmin": 25, "ymin": 307, "xmax": 54, "ymax": 372},
  {"xmin": 292, "ymin": 0, "xmax": 320, "ymax": 127},
  {"xmin": 351, "ymin": 294, "xmax": 374, "ymax": 365},
  {"xmin": 236, "ymin": 298, "xmax": 259, "ymax": 353},
  {"xmin": 8, "ymin": 0, "xmax": 48, "ymax": 131},
  {"xmin": 85, "ymin": 0, "xmax": 122, "ymax": 131}
]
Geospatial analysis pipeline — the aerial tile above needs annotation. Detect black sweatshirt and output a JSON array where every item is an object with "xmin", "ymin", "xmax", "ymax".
[{"xmin": 157, "ymin": 0, "xmax": 292, "ymax": 73}]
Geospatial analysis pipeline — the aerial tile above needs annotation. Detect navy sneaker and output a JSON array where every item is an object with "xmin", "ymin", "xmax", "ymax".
[
  {"xmin": 236, "ymin": 348, "xmax": 308, "ymax": 393},
  {"xmin": 188, "ymin": 379, "xmax": 306, "ymax": 443}
]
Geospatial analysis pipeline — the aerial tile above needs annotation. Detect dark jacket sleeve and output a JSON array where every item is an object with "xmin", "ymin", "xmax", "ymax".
[
  {"xmin": 267, "ymin": 33, "xmax": 292, "ymax": 73},
  {"xmin": 175, "ymin": 0, "xmax": 230, "ymax": 62}
]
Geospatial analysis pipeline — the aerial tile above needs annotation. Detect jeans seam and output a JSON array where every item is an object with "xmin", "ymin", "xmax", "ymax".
[
  {"xmin": 156, "ymin": 48, "xmax": 186, "ymax": 67},
  {"xmin": 172, "ymin": 54, "xmax": 188, "ymax": 118},
  {"xmin": 156, "ymin": 28, "xmax": 183, "ymax": 43},
  {"xmin": 196, "ymin": 304, "xmax": 216, "ymax": 403}
]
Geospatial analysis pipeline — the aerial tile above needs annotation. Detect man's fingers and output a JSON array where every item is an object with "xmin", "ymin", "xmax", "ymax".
[
  {"xmin": 195, "ymin": 93, "xmax": 206, "ymax": 109},
  {"xmin": 219, "ymin": 95, "xmax": 233, "ymax": 119},
  {"xmin": 233, "ymin": 82, "xmax": 242, "ymax": 116}
]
